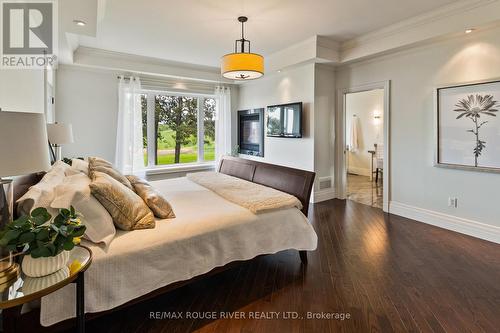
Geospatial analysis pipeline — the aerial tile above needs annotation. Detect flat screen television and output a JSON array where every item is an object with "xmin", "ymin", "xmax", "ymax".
[{"xmin": 266, "ymin": 102, "xmax": 302, "ymax": 138}]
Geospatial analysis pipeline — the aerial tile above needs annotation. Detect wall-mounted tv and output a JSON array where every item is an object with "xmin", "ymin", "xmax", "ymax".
[{"xmin": 266, "ymin": 102, "xmax": 302, "ymax": 138}]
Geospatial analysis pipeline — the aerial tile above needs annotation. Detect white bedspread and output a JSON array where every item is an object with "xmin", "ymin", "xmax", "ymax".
[{"xmin": 40, "ymin": 177, "xmax": 317, "ymax": 326}]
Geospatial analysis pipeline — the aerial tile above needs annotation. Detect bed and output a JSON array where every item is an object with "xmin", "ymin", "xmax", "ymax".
[{"xmin": 7, "ymin": 156, "xmax": 317, "ymax": 331}]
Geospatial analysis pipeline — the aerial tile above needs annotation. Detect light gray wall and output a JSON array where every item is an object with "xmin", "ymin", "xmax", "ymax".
[
  {"xmin": 336, "ymin": 26, "xmax": 500, "ymax": 228},
  {"xmin": 313, "ymin": 65, "xmax": 336, "ymax": 192},
  {"xmin": 0, "ymin": 69, "xmax": 44, "ymax": 113},
  {"xmin": 56, "ymin": 66, "xmax": 119, "ymax": 161},
  {"xmin": 237, "ymin": 63, "xmax": 315, "ymax": 171}
]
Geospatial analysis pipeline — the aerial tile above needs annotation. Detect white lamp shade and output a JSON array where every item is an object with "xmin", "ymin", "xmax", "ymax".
[
  {"xmin": 0, "ymin": 112, "xmax": 51, "ymax": 177},
  {"xmin": 47, "ymin": 123, "xmax": 74, "ymax": 145}
]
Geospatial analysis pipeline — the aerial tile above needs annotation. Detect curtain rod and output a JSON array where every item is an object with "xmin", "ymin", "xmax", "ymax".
[
  {"xmin": 117, "ymin": 75, "xmax": 231, "ymax": 92},
  {"xmin": 118, "ymin": 75, "xmax": 228, "ymax": 86},
  {"xmin": 117, "ymin": 75, "xmax": 138, "ymax": 80}
]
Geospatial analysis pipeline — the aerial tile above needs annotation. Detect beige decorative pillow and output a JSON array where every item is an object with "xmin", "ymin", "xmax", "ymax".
[
  {"xmin": 71, "ymin": 158, "xmax": 89, "ymax": 176},
  {"xmin": 88, "ymin": 157, "xmax": 113, "ymax": 168},
  {"xmin": 88, "ymin": 157, "xmax": 133, "ymax": 190},
  {"xmin": 126, "ymin": 175, "xmax": 176, "ymax": 219},
  {"xmin": 89, "ymin": 172, "xmax": 155, "ymax": 231}
]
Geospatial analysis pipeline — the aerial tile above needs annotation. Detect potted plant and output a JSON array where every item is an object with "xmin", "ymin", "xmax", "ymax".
[{"xmin": 0, "ymin": 207, "xmax": 86, "ymax": 277}]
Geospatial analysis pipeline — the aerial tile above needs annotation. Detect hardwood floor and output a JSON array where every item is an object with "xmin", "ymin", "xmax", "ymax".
[
  {"xmin": 64, "ymin": 199, "xmax": 500, "ymax": 333},
  {"xmin": 347, "ymin": 174, "xmax": 383, "ymax": 209}
]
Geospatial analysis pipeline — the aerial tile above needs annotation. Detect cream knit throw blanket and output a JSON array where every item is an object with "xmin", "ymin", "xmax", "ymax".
[{"xmin": 187, "ymin": 171, "xmax": 302, "ymax": 213}]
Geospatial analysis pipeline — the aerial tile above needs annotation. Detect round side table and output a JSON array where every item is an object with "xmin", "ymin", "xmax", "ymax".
[{"xmin": 0, "ymin": 246, "xmax": 92, "ymax": 333}]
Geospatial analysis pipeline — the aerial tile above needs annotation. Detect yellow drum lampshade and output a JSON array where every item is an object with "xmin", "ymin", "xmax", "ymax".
[
  {"xmin": 221, "ymin": 16, "xmax": 264, "ymax": 81},
  {"xmin": 221, "ymin": 53, "xmax": 264, "ymax": 80}
]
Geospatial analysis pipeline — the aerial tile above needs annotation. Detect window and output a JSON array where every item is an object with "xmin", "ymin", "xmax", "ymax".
[
  {"xmin": 203, "ymin": 98, "xmax": 216, "ymax": 162},
  {"xmin": 141, "ymin": 91, "xmax": 217, "ymax": 168}
]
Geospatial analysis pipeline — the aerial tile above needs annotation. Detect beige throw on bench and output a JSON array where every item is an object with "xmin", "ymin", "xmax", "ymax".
[{"xmin": 187, "ymin": 171, "xmax": 302, "ymax": 214}]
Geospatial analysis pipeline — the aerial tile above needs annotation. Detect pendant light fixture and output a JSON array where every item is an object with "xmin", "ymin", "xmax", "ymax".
[{"xmin": 221, "ymin": 16, "xmax": 264, "ymax": 80}]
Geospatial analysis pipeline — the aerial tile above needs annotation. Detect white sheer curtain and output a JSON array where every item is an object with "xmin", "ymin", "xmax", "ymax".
[
  {"xmin": 215, "ymin": 86, "xmax": 232, "ymax": 164},
  {"xmin": 115, "ymin": 76, "xmax": 145, "ymax": 175}
]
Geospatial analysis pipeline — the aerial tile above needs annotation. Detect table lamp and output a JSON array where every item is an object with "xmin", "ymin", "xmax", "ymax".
[
  {"xmin": 47, "ymin": 123, "xmax": 74, "ymax": 161},
  {"xmin": 0, "ymin": 111, "xmax": 51, "ymax": 286}
]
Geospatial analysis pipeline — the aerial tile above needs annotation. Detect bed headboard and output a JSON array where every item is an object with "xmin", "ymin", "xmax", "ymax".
[
  {"xmin": 218, "ymin": 156, "xmax": 316, "ymax": 216},
  {"xmin": 12, "ymin": 158, "xmax": 316, "ymax": 218}
]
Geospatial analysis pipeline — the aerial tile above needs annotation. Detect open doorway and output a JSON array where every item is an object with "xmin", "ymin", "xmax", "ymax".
[
  {"xmin": 345, "ymin": 89, "xmax": 384, "ymax": 209},
  {"xmin": 338, "ymin": 81, "xmax": 390, "ymax": 212}
]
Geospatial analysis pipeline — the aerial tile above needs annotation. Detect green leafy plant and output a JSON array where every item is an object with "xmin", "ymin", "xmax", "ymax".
[
  {"xmin": 0, "ymin": 207, "xmax": 86, "ymax": 258},
  {"xmin": 454, "ymin": 94, "xmax": 499, "ymax": 167}
]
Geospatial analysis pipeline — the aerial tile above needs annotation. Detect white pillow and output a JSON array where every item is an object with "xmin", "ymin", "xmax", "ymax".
[
  {"xmin": 16, "ymin": 161, "xmax": 69, "ymax": 216},
  {"xmin": 51, "ymin": 173, "xmax": 116, "ymax": 247},
  {"xmin": 71, "ymin": 158, "xmax": 89, "ymax": 176},
  {"xmin": 52, "ymin": 160, "xmax": 80, "ymax": 176}
]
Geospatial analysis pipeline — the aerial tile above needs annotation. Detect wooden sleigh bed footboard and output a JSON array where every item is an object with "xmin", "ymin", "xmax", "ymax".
[{"xmin": 7, "ymin": 156, "xmax": 315, "ymax": 332}]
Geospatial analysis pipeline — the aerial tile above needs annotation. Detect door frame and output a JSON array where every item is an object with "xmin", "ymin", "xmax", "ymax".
[{"xmin": 336, "ymin": 80, "xmax": 391, "ymax": 212}]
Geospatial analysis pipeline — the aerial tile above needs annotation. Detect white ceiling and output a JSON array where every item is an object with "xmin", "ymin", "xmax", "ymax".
[{"xmin": 74, "ymin": 0, "xmax": 458, "ymax": 67}]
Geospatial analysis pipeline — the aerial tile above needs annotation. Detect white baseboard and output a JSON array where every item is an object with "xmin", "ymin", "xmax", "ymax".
[
  {"xmin": 390, "ymin": 201, "xmax": 500, "ymax": 244},
  {"xmin": 347, "ymin": 166, "xmax": 371, "ymax": 177},
  {"xmin": 312, "ymin": 188, "xmax": 336, "ymax": 203}
]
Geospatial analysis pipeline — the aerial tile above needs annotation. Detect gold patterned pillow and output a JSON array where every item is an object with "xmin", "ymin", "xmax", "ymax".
[
  {"xmin": 126, "ymin": 175, "xmax": 176, "ymax": 219},
  {"xmin": 89, "ymin": 172, "xmax": 155, "ymax": 230},
  {"xmin": 88, "ymin": 157, "xmax": 133, "ymax": 190}
]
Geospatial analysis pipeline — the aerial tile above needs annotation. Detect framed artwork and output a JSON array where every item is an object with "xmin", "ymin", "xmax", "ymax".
[{"xmin": 436, "ymin": 79, "xmax": 500, "ymax": 172}]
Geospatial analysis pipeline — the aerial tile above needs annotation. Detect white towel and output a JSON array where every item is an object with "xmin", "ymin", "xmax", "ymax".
[{"xmin": 350, "ymin": 116, "xmax": 360, "ymax": 152}]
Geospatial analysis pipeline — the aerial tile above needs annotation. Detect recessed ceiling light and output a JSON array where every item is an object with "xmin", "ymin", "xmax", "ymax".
[
  {"xmin": 465, "ymin": 28, "xmax": 475, "ymax": 34},
  {"xmin": 73, "ymin": 20, "xmax": 86, "ymax": 27},
  {"xmin": 277, "ymin": 70, "xmax": 282, "ymax": 73}
]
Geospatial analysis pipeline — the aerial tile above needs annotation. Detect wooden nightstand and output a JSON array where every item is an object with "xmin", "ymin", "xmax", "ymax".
[{"xmin": 0, "ymin": 246, "xmax": 92, "ymax": 333}]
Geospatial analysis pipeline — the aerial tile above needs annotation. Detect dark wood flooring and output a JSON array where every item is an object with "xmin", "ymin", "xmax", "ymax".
[{"xmin": 62, "ymin": 199, "xmax": 500, "ymax": 333}]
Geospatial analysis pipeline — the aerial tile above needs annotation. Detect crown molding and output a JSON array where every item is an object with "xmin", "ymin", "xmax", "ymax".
[
  {"xmin": 266, "ymin": 0, "xmax": 500, "ymax": 70},
  {"xmin": 340, "ymin": 0, "xmax": 500, "ymax": 62},
  {"xmin": 265, "ymin": 35, "xmax": 340, "ymax": 72},
  {"xmin": 333, "ymin": 24, "xmax": 500, "ymax": 71},
  {"xmin": 75, "ymin": 47, "xmax": 218, "ymax": 72},
  {"xmin": 341, "ymin": 0, "xmax": 494, "ymax": 52},
  {"xmin": 315, "ymin": 63, "xmax": 336, "ymax": 72},
  {"xmin": 58, "ymin": 63, "xmax": 235, "ymax": 94},
  {"xmin": 58, "ymin": 63, "xmax": 117, "ymax": 74},
  {"xmin": 59, "ymin": 0, "xmax": 500, "ymax": 80},
  {"xmin": 316, "ymin": 36, "xmax": 340, "ymax": 63},
  {"xmin": 265, "ymin": 36, "xmax": 318, "ymax": 72},
  {"xmin": 72, "ymin": 46, "xmax": 230, "ymax": 83}
]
